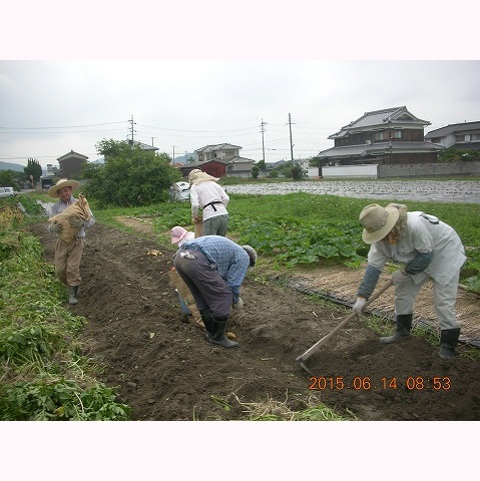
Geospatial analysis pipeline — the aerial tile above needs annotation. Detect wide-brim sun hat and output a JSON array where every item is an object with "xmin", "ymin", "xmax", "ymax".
[
  {"xmin": 242, "ymin": 245, "xmax": 257, "ymax": 267},
  {"xmin": 48, "ymin": 178, "xmax": 80, "ymax": 198},
  {"xmin": 188, "ymin": 169, "xmax": 219, "ymax": 185},
  {"xmin": 360, "ymin": 203, "xmax": 400, "ymax": 244},
  {"xmin": 171, "ymin": 226, "xmax": 188, "ymax": 244}
]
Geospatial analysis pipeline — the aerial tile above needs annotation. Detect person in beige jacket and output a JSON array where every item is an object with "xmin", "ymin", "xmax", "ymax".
[
  {"xmin": 353, "ymin": 203, "xmax": 466, "ymax": 359},
  {"xmin": 47, "ymin": 179, "xmax": 95, "ymax": 305}
]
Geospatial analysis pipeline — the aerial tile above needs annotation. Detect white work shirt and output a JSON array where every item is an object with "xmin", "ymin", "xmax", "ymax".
[
  {"xmin": 189, "ymin": 181, "xmax": 229, "ymax": 221},
  {"xmin": 367, "ymin": 211, "xmax": 466, "ymax": 286}
]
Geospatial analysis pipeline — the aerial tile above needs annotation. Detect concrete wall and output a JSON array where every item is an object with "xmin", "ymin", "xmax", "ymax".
[
  {"xmin": 319, "ymin": 164, "xmax": 378, "ymax": 178},
  {"xmin": 378, "ymin": 161, "xmax": 480, "ymax": 178}
]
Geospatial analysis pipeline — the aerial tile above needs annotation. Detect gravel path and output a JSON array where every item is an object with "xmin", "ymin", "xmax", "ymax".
[{"xmin": 225, "ymin": 180, "xmax": 480, "ymax": 204}]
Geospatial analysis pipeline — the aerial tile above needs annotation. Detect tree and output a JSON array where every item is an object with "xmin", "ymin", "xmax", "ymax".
[
  {"xmin": 256, "ymin": 159, "xmax": 267, "ymax": 172},
  {"xmin": 251, "ymin": 165, "xmax": 259, "ymax": 179},
  {"xmin": 83, "ymin": 139, "xmax": 182, "ymax": 207},
  {"xmin": 438, "ymin": 147, "xmax": 480, "ymax": 163},
  {"xmin": 24, "ymin": 158, "xmax": 42, "ymax": 185},
  {"xmin": 291, "ymin": 164, "xmax": 303, "ymax": 180}
]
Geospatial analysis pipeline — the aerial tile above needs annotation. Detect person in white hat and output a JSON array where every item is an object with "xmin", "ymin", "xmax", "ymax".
[
  {"xmin": 173, "ymin": 235, "xmax": 257, "ymax": 348},
  {"xmin": 47, "ymin": 179, "xmax": 96, "ymax": 305},
  {"xmin": 187, "ymin": 169, "xmax": 230, "ymax": 236},
  {"xmin": 353, "ymin": 203, "xmax": 466, "ymax": 359}
]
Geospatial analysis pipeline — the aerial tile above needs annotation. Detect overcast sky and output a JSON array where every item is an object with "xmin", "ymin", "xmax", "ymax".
[
  {"xmin": 1, "ymin": 2, "xmax": 479, "ymax": 172},
  {"xmin": 1, "ymin": 60, "xmax": 479, "ymax": 170}
]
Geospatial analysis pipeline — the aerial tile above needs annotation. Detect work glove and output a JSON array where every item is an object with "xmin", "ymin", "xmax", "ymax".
[
  {"xmin": 232, "ymin": 297, "xmax": 244, "ymax": 309},
  {"xmin": 353, "ymin": 297, "xmax": 367, "ymax": 316},
  {"xmin": 49, "ymin": 222, "xmax": 63, "ymax": 233},
  {"xmin": 69, "ymin": 216, "xmax": 84, "ymax": 228},
  {"xmin": 392, "ymin": 269, "xmax": 410, "ymax": 286}
]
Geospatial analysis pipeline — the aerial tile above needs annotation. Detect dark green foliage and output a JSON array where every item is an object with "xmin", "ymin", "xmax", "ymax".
[
  {"xmin": 24, "ymin": 158, "xmax": 42, "ymax": 183},
  {"xmin": 82, "ymin": 139, "xmax": 182, "ymax": 208},
  {"xmin": 438, "ymin": 147, "xmax": 480, "ymax": 163}
]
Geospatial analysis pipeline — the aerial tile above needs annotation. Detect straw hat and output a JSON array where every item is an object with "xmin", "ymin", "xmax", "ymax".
[
  {"xmin": 359, "ymin": 203, "xmax": 400, "ymax": 244},
  {"xmin": 188, "ymin": 169, "xmax": 219, "ymax": 185},
  {"xmin": 48, "ymin": 178, "xmax": 80, "ymax": 198}
]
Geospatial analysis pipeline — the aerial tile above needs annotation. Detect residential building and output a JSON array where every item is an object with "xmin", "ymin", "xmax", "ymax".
[
  {"xmin": 178, "ymin": 143, "xmax": 254, "ymax": 178},
  {"xmin": 57, "ymin": 150, "xmax": 89, "ymax": 178},
  {"xmin": 316, "ymin": 106, "xmax": 443, "ymax": 166},
  {"xmin": 425, "ymin": 121, "xmax": 480, "ymax": 151}
]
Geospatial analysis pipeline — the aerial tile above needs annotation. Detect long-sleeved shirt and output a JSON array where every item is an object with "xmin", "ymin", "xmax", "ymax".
[
  {"xmin": 180, "ymin": 235, "xmax": 249, "ymax": 302},
  {"xmin": 48, "ymin": 195, "xmax": 96, "ymax": 239},
  {"xmin": 357, "ymin": 211, "xmax": 466, "ymax": 298},
  {"xmin": 189, "ymin": 181, "xmax": 229, "ymax": 220}
]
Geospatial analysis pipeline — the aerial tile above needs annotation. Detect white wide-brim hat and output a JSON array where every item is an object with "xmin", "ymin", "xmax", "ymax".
[
  {"xmin": 48, "ymin": 178, "xmax": 80, "ymax": 198},
  {"xmin": 188, "ymin": 169, "xmax": 219, "ymax": 185},
  {"xmin": 360, "ymin": 203, "xmax": 400, "ymax": 244}
]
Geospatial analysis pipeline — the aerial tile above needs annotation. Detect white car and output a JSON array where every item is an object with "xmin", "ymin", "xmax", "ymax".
[
  {"xmin": 169, "ymin": 181, "xmax": 190, "ymax": 202},
  {"xmin": 0, "ymin": 186, "xmax": 17, "ymax": 198}
]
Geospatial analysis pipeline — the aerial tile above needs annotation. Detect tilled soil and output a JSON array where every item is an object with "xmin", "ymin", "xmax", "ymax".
[{"xmin": 29, "ymin": 221, "xmax": 480, "ymax": 421}]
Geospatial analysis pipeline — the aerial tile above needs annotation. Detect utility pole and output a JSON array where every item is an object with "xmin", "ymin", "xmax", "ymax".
[
  {"xmin": 172, "ymin": 146, "xmax": 176, "ymax": 165},
  {"xmin": 151, "ymin": 137, "xmax": 156, "ymax": 147},
  {"xmin": 129, "ymin": 115, "xmax": 136, "ymax": 145},
  {"xmin": 260, "ymin": 119, "xmax": 267, "ymax": 161},
  {"xmin": 288, "ymin": 113, "xmax": 295, "ymax": 162}
]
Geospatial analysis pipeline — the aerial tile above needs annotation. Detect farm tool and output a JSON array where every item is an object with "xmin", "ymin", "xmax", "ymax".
[{"xmin": 295, "ymin": 280, "xmax": 393, "ymax": 375}]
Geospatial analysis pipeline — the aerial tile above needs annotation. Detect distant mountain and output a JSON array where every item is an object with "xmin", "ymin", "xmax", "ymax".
[
  {"xmin": 173, "ymin": 152, "xmax": 198, "ymax": 165},
  {"xmin": 0, "ymin": 161, "xmax": 25, "ymax": 172}
]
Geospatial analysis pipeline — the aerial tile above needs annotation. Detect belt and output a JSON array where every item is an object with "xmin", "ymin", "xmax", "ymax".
[{"xmin": 203, "ymin": 201, "xmax": 223, "ymax": 212}]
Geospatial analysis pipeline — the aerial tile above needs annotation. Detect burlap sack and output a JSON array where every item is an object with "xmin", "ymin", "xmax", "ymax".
[
  {"xmin": 168, "ymin": 268, "xmax": 204, "ymax": 328},
  {"xmin": 48, "ymin": 194, "xmax": 92, "ymax": 243}
]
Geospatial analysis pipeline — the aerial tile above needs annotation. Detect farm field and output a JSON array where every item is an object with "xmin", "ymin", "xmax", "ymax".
[{"xmin": 29, "ymin": 219, "xmax": 480, "ymax": 422}]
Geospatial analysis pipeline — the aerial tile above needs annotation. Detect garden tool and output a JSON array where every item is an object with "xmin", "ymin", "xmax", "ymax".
[{"xmin": 295, "ymin": 280, "xmax": 393, "ymax": 375}]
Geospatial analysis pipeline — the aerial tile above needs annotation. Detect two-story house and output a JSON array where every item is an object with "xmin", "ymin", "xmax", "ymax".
[
  {"xmin": 316, "ymin": 106, "xmax": 443, "ymax": 166},
  {"xmin": 425, "ymin": 121, "xmax": 480, "ymax": 151},
  {"xmin": 178, "ymin": 143, "xmax": 254, "ymax": 178},
  {"xmin": 57, "ymin": 150, "xmax": 89, "ymax": 178}
]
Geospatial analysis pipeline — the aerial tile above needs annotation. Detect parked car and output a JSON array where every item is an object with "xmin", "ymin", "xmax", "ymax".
[
  {"xmin": 169, "ymin": 181, "xmax": 190, "ymax": 202},
  {"xmin": 0, "ymin": 186, "xmax": 18, "ymax": 198}
]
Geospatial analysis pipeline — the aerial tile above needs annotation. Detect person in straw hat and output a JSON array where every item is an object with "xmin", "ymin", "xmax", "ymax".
[
  {"xmin": 47, "ymin": 178, "xmax": 96, "ymax": 305},
  {"xmin": 173, "ymin": 235, "xmax": 257, "ymax": 348},
  {"xmin": 187, "ymin": 169, "xmax": 230, "ymax": 236},
  {"xmin": 353, "ymin": 203, "xmax": 466, "ymax": 359}
]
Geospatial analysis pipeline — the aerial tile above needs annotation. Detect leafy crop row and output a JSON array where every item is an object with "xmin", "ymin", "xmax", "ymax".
[{"xmin": 0, "ymin": 198, "xmax": 130, "ymax": 420}]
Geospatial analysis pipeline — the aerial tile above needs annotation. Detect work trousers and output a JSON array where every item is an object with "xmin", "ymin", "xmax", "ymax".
[
  {"xmin": 394, "ymin": 271, "xmax": 461, "ymax": 330},
  {"xmin": 54, "ymin": 237, "xmax": 85, "ymax": 287},
  {"xmin": 173, "ymin": 247, "xmax": 232, "ymax": 318},
  {"xmin": 202, "ymin": 214, "xmax": 229, "ymax": 236}
]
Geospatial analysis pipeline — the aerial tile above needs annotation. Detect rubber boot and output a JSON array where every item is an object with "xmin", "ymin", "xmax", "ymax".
[
  {"xmin": 208, "ymin": 316, "xmax": 239, "ymax": 348},
  {"xmin": 69, "ymin": 286, "xmax": 79, "ymax": 305},
  {"xmin": 199, "ymin": 310, "xmax": 215, "ymax": 339},
  {"xmin": 439, "ymin": 328, "xmax": 460, "ymax": 359},
  {"xmin": 380, "ymin": 314, "xmax": 412, "ymax": 344}
]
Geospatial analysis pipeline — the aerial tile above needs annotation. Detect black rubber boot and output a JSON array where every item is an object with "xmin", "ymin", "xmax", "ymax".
[
  {"xmin": 208, "ymin": 316, "xmax": 239, "ymax": 348},
  {"xmin": 439, "ymin": 328, "xmax": 460, "ymax": 359},
  {"xmin": 380, "ymin": 314, "xmax": 412, "ymax": 344},
  {"xmin": 69, "ymin": 286, "xmax": 79, "ymax": 305},
  {"xmin": 199, "ymin": 310, "xmax": 215, "ymax": 339}
]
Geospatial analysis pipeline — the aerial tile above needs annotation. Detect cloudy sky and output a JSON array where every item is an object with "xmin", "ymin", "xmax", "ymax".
[
  {"xmin": 1, "ymin": 60, "xmax": 479, "ymax": 170},
  {"xmin": 1, "ymin": 2, "xmax": 479, "ymax": 173}
]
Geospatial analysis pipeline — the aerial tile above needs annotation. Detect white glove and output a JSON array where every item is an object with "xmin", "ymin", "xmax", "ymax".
[
  {"xmin": 353, "ymin": 297, "xmax": 367, "ymax": 316},
  {"xmin": 392, "ymin": 269, "xmax": 410, "ymax": 286},
  {"xmin": 49, "ymin": 222, "xmax": 63, "ymax": 233},
  {"xmin": 233, "ymin": 297, "xmax": 244, "ymax": 309}
]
